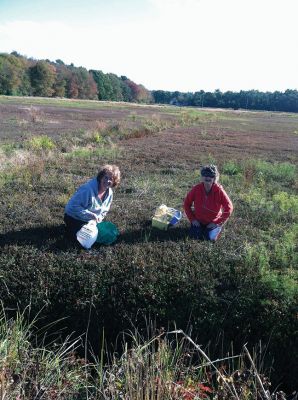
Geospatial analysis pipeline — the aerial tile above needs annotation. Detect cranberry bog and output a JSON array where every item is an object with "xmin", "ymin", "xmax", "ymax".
[{"xmin": 0, "ymin": 96, "xmax": 297, "ymax": 394}]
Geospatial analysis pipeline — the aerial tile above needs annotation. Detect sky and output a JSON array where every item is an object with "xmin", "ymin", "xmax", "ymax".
[{"xmin": 0, "ymin": 0, "xmax": 297, "ymax": 93}]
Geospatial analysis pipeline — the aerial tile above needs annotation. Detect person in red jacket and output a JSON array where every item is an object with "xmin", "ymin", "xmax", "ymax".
[{"xmin": 184, "ymin": 165, "xmax": 233, "ymax": 241}]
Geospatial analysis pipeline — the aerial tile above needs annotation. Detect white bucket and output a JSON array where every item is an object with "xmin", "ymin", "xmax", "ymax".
[{"xmin": 76, "ymin": 220, "xmax": 98, "ymax": 249}]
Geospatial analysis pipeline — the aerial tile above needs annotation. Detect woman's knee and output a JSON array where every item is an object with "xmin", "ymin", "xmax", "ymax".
[{"xmin": 208, "ymin": 226, "xmax": 222, "ymax": 241}]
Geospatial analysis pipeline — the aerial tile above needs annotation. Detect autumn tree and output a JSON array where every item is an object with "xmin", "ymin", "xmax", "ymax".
[
  {"xmin": 123, "ymin": 79, "xmax": 152, "ymax": 103},
  {"xmin": 1, "ymin": 52, "xmax": 298, "ymax": 111},
  {"xmin": 66, "ymin": 66, "xmax": 97, "ymax": 99}
]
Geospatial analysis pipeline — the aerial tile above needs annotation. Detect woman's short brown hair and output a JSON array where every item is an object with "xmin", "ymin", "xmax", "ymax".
[{"xmin": 97, "ymin": 164, "xmax": 121, "ymax": 187}]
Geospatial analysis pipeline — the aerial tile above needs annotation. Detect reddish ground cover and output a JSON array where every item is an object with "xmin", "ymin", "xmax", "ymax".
[{"xmin": 0, "ymin": 98, "xmax": 297, "ymax": 166}]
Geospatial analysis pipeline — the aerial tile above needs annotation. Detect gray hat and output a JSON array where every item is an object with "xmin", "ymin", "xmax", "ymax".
[{"xmin": 201, "ymin": 165, "xmax": 218, "ymax": 178}]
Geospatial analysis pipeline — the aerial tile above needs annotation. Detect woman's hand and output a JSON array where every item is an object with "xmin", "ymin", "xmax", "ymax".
[
  {"xmin": 91, "ymin": 214, "xmax": 102, "ymax": 223},
  {"xmin": 206, "ymin": 222, "xmax": 218, "ymax": 229},
  {"xmin": 192, "ymin": 220, "xmax": 200, "ymax": 227}
]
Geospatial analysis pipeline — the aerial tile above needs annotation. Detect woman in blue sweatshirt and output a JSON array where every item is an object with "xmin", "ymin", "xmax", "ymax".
[{"xmin": 64, "ymin": 164, "xmax": 120, "ymax": 241}]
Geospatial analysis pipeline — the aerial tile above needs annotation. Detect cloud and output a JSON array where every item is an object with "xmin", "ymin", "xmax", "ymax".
[
  {"xmin": 0, "ymin": 20, "xmax": 74, "ymax": 61},
  {"xmin": 0, "ymin": 0, "xmax": 297, "ymax": 93}
]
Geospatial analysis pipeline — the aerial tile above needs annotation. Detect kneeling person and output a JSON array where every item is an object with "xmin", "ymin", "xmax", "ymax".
[
  {"xmin": 184, "ymin": 165, "xmax": 233, "ymax": 241},
  {"xmin": 64, "ymin": 164, "xmax": 120, "ymax": 243}
]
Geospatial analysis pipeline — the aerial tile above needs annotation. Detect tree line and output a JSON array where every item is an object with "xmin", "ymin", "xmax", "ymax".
[
  {"xmin": 0, "ymin": 52, "xmax": 152, "ymax": 103},
  {"xmin": 1, "ymin": 51, "xmax": 298, "ymax": 112},
  {"xmin": 152, "ymin": 89, "xmax": 298, "ymax": 112}
]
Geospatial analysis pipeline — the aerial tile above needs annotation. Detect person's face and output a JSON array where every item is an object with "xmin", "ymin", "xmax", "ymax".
[
  {"xmin": 201, "ymin": 175, "xmax": 215, "ymax": 192},
  {"xmin": 100, "ymin": 172, "xmax": 113, "ymax": 190}
]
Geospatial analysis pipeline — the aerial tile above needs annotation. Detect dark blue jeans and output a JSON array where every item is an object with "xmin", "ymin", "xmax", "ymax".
[
  {"xmin": 190, "ymin": 224, "xmax": 222, "ymax": 241},
  {"xmin": 64, "ymin": 214, "xmax": 85, "ymax": 241}
]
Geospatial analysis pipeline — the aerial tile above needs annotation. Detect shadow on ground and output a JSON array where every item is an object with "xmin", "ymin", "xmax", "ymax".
[
  {"xmin": 0, "ymin": 222, "xmax": 191, "ymax": 252},
  {"xmin": 0, "ymin": 225, "xmax": 80, "ymax": 252},
  {"xmin": 117, "ymin": 224, "xmax": 190, "ymax": 244}
]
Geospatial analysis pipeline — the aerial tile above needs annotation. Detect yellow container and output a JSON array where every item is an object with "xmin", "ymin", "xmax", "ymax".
[
  {"xmin": 152, "ymin": 205, "xmax": 174, "ymax": 230},
  {"xmin": 152, "ymin": 217, "xmax": 169, "ymax": 230}
]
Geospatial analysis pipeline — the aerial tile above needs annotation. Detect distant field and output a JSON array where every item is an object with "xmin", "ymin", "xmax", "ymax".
[
  {"xmin": 0, "ymin": 95, "xmax": 297, "ymax": 394},
  {"xmin": 0, "ymin": 95, "xmax": 297, "ymax": 162}
]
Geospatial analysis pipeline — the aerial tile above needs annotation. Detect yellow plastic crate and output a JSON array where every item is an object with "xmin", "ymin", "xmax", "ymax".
[
  {"xmin": 152, "ymin": 217, "xmax": 169, "ymax": 230},
  {"xmin": 152, "ymin": 204, "xmax": 178, "ymax": 230}
]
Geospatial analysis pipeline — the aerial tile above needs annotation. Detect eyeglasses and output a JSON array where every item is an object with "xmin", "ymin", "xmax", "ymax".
[
  {"xmin": 103, "ymin": 175, "xmax": 113, "ymax": 183},
  {"xmin": 202, "ymin": 177, "xmax": 214, "ymax": 182}
]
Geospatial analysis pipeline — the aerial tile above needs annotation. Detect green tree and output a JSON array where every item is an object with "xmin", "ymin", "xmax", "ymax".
[
  {"xmin": 29, "ymin": 61, "xmax": 56, "ymax": 97},
  {"xmin": 91, "ymin": 70, "xmax": 124, "ymax": 101},
  {"xmin": 0, "ymin": 53, "xmax": 30, "ymax": 95},
  {"xmin": 105, "ymin": 73, "xmax": 124, "ymax": 101},
  {"xmin": 120, "ymin": 82, "xmax": 133, "ymax": 102},
  {"xmin": 90, "ymin": 70, "xmax": 108, "ymax": 100},
  {"xmin": 151, "ymin": 90, "xmax": 172, "ymax": 104},
  {"xmin": 52, "ymin": 64, "xmax": 68, "ymax": 97},
  {"xmin": 192, "ymin": 90, "xmax": 205, "ymax": 107}
]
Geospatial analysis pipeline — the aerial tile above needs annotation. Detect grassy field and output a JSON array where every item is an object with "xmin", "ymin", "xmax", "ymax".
[{"xmin": 0, "ymin": 96, "xmax": 297, "ymax": 398}]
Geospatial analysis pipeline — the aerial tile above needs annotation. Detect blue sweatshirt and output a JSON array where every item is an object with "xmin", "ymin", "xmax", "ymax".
[{"xmin": 65, "ymin": 178, "xmax": 113, "ymax": 223}]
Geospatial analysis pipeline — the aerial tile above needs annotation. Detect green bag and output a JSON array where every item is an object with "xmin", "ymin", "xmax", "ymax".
[{"xmin": 96, "ymin": 221, "xmax": 119, "ymax": 245}]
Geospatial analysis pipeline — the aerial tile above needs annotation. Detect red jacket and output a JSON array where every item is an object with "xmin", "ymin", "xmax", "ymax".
[{"xmin": 184, "ymin": 182, "xmax": 233, "ymax": 225}]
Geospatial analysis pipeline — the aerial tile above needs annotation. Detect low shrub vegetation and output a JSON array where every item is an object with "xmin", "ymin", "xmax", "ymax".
[
  {"xmin": 26, "ymin": 135, "xmax": 56, "ymax": 151},
  {"xmin": 0, "ymin": 100, "xmax": 297, "ymax": 396}
]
